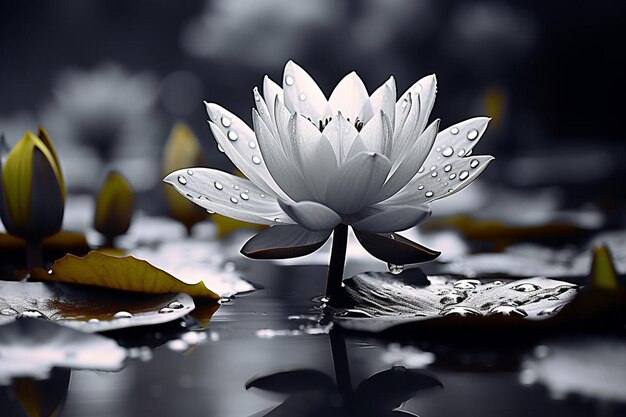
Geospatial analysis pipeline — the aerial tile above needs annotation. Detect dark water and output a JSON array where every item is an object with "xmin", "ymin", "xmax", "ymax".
[{"xmin": 51, "ymin": 261, "xmax": 625, "ymax": 417}]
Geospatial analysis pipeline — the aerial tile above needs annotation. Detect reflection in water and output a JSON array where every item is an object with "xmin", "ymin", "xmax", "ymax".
[
  {"xmin": 0, "ymin": 369, "xmax": 71, "ymax": 417},
  {"xmin": 247, "ymin": 328, "xmax": 442, "ymax": 416}
]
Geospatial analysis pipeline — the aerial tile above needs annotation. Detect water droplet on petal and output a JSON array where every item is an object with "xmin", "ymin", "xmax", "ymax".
[
  {"xmin": 285, "ymin": 75, "xmax": 295, "ymax": 86},
  {"xmin": 425, "ymin": 191, "xmax": 434, "ymax": 197},
  {"xmin": 467, "ymin": 129, "xmax": 479, "ymax": 140},
  {"xmin": 240, "ymin": 192, "xmax": 249, "ymax": 200},
  {"xmin": 444, "ymin": 164, "xmax": 452, "ymax": 172},
  {"xmin": 186, "ymin": 169, "xmax": 194, "ymax": 176},
  {"xmin": 417, "ymin": 167, "xmax": 425, "ymax": 173},
  {"xmin": 431, "ymin": 171, "xmax": 438, "ymax": 177},
  {"xmin": 458, "ymin": 149, "xmax": 466, "ymax": 157},
  {"xmin": 387, "ymin": 263, "xmax": 404, "ymax": 274},
  {"xmin": 488, "ymin": 306, "xmax": 528, "ymax": 317},
  {"xmin": 418, "ymin": 185, "xmax": 424, "ymax": 190},
  {"xmin": 114, "ymin": 311, "xmax": 133, "ymax": 319},
  {"xmin": 442, "ymin": 307, "xmax": 481, "ymax": 317},
  {"xmin": 227, "ymin": 130, "xmax": 238, "ymax": 141},
  {"xmin": 512, "ymin": 283, "xmax": 541, "ymax": 292},
  {"xmin": 159, "ymin": 307, "xmax": 175, "ymax": 314},
  {"xmin": 0, "ymin": 308, "xmax": 17, "ymax": 316},
  {"xmin": 459, "ymin": 170, "xmax": 469, "ymax": 180},
  {"xmin": 88, "ymin": 318, "xmax": 100, "ymax": 323},
  {"xmin": 217, "ymin": 144, "xmax": 225, "ymax": 153},
  {"xmin": 19, "ymin": 310, "xmax": 48, "ymax": 319},
  {"xmin": 230, "ymin": 197, "xmax": 238, "ymax": 204},
  {"xmin": 169, "ymin": 302, "xmax": 184, "ymax": 309},
  {"xmin": 470, "ymin": 159, "xmax": 479, "ymax": 168},
  {"xmin": 260, "ymin": 193, "xmax": 266, "ymax": 198},
  {"xmin": 221, "ymin": 116, "xmax": 232, "ymax": 127},
  {"xmin": 249, "ymin": 140, "xmax": 257, "ymax": 149},
  {"xmin": 299, "ymin": 93, "xmax": 307, "ymax": 101},
  {"xmin": 449, "ymin": 173, "xmax": 457, "ymax": 180},
  {"xmin": 214, "ymin": 181, "xmax": 223, "ymax": 190},
  {"xmin": 442, "ymin": 146, "xmax": 454, "ymax": 157},
  {"xmin": 451, "ymin": 127, "xmax": 459, "ymax": 135},
  {"xmin": 252, "ymin": 156, "xmax": 261, "ymax": 165},
  {"xmin": 454, "ymin": 279, "xmax": 480, "ymax": 290},
  {"xmin": 177, "ymin": 175, "xmax": 187, "ymax": 185}
]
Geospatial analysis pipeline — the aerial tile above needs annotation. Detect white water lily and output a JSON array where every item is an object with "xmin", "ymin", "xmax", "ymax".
[{"xmin": 165, "ymin": 61, "xmax": 493, "ymax": 265}]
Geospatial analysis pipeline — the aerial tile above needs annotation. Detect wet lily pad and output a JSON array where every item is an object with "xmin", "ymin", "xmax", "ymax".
[
  {"xmin": 0, "ymin": 281, "xmax": 195, "ymax": 332},
  {"xmin": 0, "ymin": 318, "xmax": 126, "ymax": 384},
  {"xmin": 331, "ymin": 272, "xmax": 579, "ymax": 333},
  {"xmin": 32, "ymin": 250, "xmax": 220, "ymax": 299}
]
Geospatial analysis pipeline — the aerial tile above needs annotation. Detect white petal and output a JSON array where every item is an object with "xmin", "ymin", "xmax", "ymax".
[
  {"xmin": 321, "ymin": 112, "xmax": 359, "ymax": 163},
  {"xmin": 325, "ymin": 152, "xmax": 391, "ymax": 214},
  {"xmin": 392, "ymin": 75, "xmax": 437, "ymax": 162},
  {"xmin": 278, "ymin": 199, "xmax": 341, "ymax": 231},
  {"xmin": 344, "ymin": 135, "xmax": 369, "ymax": 161},
  {"xmin": 163, "ymin": 168, "xmax": 293, "ymax": 225},
  {"xmin": 253, "ymin": 87, "xmax": 277, "ymax": 138},
  {"xmin": 328, "ymin": 71, "xmax": 369, "ymax": 123},
  {"xmin": 282, "ymin": 61, "xmax": 329, "ymax": 123},
  {"xmin": 272, "ymin": 96, "xmax": 294, "ymax": 159},
  {"xmin": 263, "ymin": 76, "xmax": 283, "ymax": 122},
  {"xmin": 351, "ymin": 205, "xmax": 431, "ymax": 233},
  {"xmin": 289, "ymin": 115, "xmax": 339, "ymax": 202},
  {"xmin": 252, "ymin": 110, "xmax": 313, "ymax": 202},
  {"xmin": 205, "ymin": 103, "xmax": 289, "ymax": 200},
  {"xmin": 361, "ymin": 76, "xmax": 396, "ymax": 125},
  {"xmin": 359, "ymin": 110, "xmax": 393, "ymax": 158},
  {"xmin": 383, "ymin": 155, "xmax": 495, "ymax": 206},
  {"xmin": 241, "ymin": 225, "xmax": 331, "ymax": 259},
  {"xmin": 377, "ymin": 119, "xmax": 439, "ymax": 200}
]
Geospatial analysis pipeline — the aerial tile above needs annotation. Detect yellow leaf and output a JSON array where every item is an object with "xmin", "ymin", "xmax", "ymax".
[{"xmin": 35, "ymin": 251, "xmax": 220, "ymax": 299}]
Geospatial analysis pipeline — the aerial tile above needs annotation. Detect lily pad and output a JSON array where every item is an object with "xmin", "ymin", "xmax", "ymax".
[
  {"xmin": 32, "ymin": 250, "xmax": 220, "ymax": 299},
  {"xmin": 331, "ymin": 272, "xmax": 579, "ymax": 333},
  {"xmin": 0, "ymin": 281, "xmax": 195, "ymax": 332},
  {"xmin": 0, "ymin": 318, "xmax": 126, "ymax": 384}
]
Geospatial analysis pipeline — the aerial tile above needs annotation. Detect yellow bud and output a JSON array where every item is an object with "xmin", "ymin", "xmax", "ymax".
[
  {"xmin": 94, "ymin": 172, "xmax": 134, "ymax": 243},
  {"xmin": 0, "ymin": 131, "xmax": 65, "ymax": 241},
  {"xmin": 161, "ymin": 123, "xmax": 208, "ymax": 233},
  {"xmin": 590, "ymin": 246, "xmax": 621, "ymax": 291}
]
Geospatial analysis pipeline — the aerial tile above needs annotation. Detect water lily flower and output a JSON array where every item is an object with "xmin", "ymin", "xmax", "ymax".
[
  {"xmin": 165, "ymin": 61, "xmax": 493, "ymax": 297},
  {"xmin": 94, "ymin": 171, "xmax": 134, "ymax": 246},
  {"xmin": 0, "ymin": 129, "xmax": 65, "ymax": 269},
  {"xmin": 161, "ymin": 123, "xmax": 208, "ymax": 233}
]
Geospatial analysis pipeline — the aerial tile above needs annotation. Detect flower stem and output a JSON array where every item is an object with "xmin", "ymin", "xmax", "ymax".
[
  {"xmin": 326, "ymin": 224, "xmax": 348, "ymax": 301},
  {"xmin": 25, "ymin": 240, "xmax": 43, "ymax": 274}
]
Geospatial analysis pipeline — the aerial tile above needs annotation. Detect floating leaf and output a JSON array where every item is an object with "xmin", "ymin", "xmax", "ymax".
[
  {"xmin": 0, "ymin": 318, "xmax": 126, "ymax": 384},
  {"xmin": 33, "ymin": 250, "xmax": 220, "ymax": 299},
  {"xmin": 0, "ymin": 281, "xmax": 194, "ymax": 332},
  {"xmin": 331, "ymin": 272, "xmax": 579, "ymax": 333}
]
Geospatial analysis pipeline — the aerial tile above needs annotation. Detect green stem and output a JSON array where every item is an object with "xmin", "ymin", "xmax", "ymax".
[
  {"xmin": 326, "ymin": 224, "xmax": 348, "ymax": 300},
  {"xmin": 25, "ymin": 240, "xmax": 43, "ymax": 275}
]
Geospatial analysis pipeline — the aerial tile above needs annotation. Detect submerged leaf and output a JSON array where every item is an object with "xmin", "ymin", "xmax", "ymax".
[
  {"xmin": 0, "ymin": 281, "xmax": 195, "ymax": 332},
  {"xmin": 33, "ymin": 250, "xmax": 220, "ymax": 299},
  {"xmin": 0, "ymin": 318, "xmax": 126, "ymax": 384},
  {"xmin": 332, "ymin": 272, "xmax": 579, "ymax": 332}
]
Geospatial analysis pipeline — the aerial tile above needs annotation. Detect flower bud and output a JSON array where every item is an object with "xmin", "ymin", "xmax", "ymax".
[
  {"xmin": 0, "ymin": 130, "xmax": 65, "ymax": 241},
  {"xmin": 94, "ymin": 171, "xmax": 134, "ymax": 243},
  {"xmin": 161, "ymin": 123, "xmax": 208, "ymax": 233}
]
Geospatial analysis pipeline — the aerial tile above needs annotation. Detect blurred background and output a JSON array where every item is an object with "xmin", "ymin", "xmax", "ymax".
[{"xmin": 1, "ymin": 0, "xmax": 624, "ymax": 214}]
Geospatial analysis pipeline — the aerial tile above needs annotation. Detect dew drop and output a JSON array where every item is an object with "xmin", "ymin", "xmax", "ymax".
[
  {"xmin": 449, "ymin": 173, "xmax": 457, "ymax": 180},
  {"xmin": 488, "ymin": 306, "xmax": 528, "ymax": 317},
  {"xmin": 387, "ymin": 263, "xmax": 404, "ymax": 274},
  {"xmin": 88, "ymin": 318, "xmax": 100, "ymax": 323},
  {"xmin": 240, "ymin": 192, "xmax": 249, "ymax": 200},
  {"xmin": 447, "ymin": 188, "xmax": 454, "ymax": 193},
  {"xmin": 442, "ymin": 307, "xmax": 481, "ymax": 317},
  {"xmin": 458, "ymin": 149, "xmax": 466, "ymax": 157},
  {"xmin": 431, "ymin": 171, "xmax": 438, "ymax": 177},
  {"xmin": 470, "ymin": 159, "xmax": 479, "ymax": 169},
  {"xmin": 444, "ymin": 164, "xmax": 452, "ymax": 172},
  {"xmin": 252, "ymin": 156, "xmax": 261, "ymax": 165},
  {"xmin": 459, "ymin": 170, "xmax": 469, "ymax": 180},
  {"xmin": 214, "ymin": 181, "xmax": 223, "ymax": 190},
  {"xmin": 169, "ymin": 302, "xmax": 184, "ymax": 309},
  {"xmin": 230, "ymin": 197, "xmax": 238, "ymax": 204},
  {"xmin": 417, "ymin": 167, "xmax": 425, "ymax": 173},
  {"xmin": 159, "ymin": 308, "xmax": 176, "ymax": 314},
  {"xmin": 233, "ymin": 184, "xmax": 240, "ymax": 190},
  {"xmin": 177, "ymin": 175, "xmax": 187, "ymax": 185},
  {"xmin": 430, "ymin": 165, "xmax": 437, "ymax": 171},
  {"xmin": 512, "ymin": 283, "xmax": 541, "ymax": 292},
  {"xmin": 260, "ymin": 193, "xmax": 266, "ymax": 198},
  {"xmin": 299, "ymin": 93, "xmax": 307, "ymax": 101},
  {"xmin": 227, "ymin": 130, "xmax": 238, "ymax": 141},
  {"xmin": 538, "ymin": 305, "xmax": 564, "ymax": 316},
  {"xmin": 285, "ymin": 75, "xmax": 295, "ymax": 86},
  {"xmin": 207, "ymin": 210, "xmax": 216, "ymax": 214},
  {"xmin": 442, "ymin": 146, "xmax": 454, "ymax": 157},
  {"xmin": 217, "ymin": 144, "xmax": 225, "ymax": 153},
  {"xmin": 186, "ymin": 169, "xmax": 194, "ymax": 176},
  {"xmin": 450, "ymin": 127, "xmax": 459, "ymax": 135},
  {"xmin": 19, "ymin": 310, "xmax": 48, "ymax": 319},
  {"xmin": 418, "ymin": 185, "xmax": 424, "ymax": 190},
  {"xmin": 221, "ymin": 116, "xmax": 232, "ymax": 128},
  {"xmin": 467, "ymin": 129, "xmax": 479, "ymax": 140},
  {"xmin": 249, "ymin": 140, "xmax": 257, "ymax": 149},
  {"xmin": 425, "ymin": 191, "xmax": 434, "ymax": 197},
  {"xmin": 114, "ymin": 311, "xmax": 133, "ymax": 319},
  {"xmin": 0, "ymin": 308, "xmax": 17, "ymax": 316},
  {"xmin": 454, "ymin": 279, "xmax": 480, "ymax": 290}
]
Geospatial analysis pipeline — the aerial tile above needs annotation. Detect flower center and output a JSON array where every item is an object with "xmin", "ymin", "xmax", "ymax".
[{"xmin": 307, "ymin": 116, "xmax": 364, "ymax": 132}]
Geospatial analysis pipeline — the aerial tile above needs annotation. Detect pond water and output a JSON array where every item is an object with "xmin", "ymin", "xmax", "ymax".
[{"xmin": 52, "ymin": 261, "xmax": 624, "ymax": 417}]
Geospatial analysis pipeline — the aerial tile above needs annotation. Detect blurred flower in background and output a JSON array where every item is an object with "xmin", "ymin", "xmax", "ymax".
[{"xmin": 40, "ymin": 63, "xmax": 162, "ymax": 192}]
